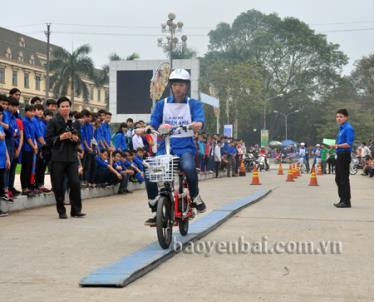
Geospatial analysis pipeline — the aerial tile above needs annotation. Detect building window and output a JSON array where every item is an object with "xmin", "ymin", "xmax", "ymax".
[
  {"xmin": 19, "ymin": 37, "xmax": 25, "ymax": 48},
  {"xmin": 29, "ymin": 55, "xmax": 35, "ymax": 65},
  {"xmin": 24, "ymin": 72, "xmax": 30, "ymax": 88},
  {"xmin": 12, "ymin": 70, "xmax": 18, "ymax": 86},
  {"xmin": 35, "ymin": 75, "xmax": 41, "ymax": 90},
  {"xmin": 90, "ymin": 86, "xmax": 94, "ymax": 100},
  {"xmin": 5, "ymin": 48, "xmax": 12, "ymax": 59},
  {"xmin": 18, "ymin": 51, "xmax": 24, "ymax": 62},
  {"xmin": 0, "ymin": 68, "xmax": 5, "ymax": 84},
  {"xmin": 97, "ymin": 89, "xmax": 101, "ymax": 101}
]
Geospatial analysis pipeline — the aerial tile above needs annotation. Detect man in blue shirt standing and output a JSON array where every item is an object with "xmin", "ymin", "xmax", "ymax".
[
  {"xmin": 139, "ymin": 69, "xmax": 206, "ymax": 226},
  {"xmin": 330, "ymin": 109, "xmax": 355, "ymax": 208}
]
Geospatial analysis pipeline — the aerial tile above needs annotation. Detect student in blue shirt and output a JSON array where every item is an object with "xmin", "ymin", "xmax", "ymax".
[
  {"xmin": 112, "ymin": 151, "xmax": 133, "ymax": 194},
  {"xmin": 34, "ymin": 105, "xmax": 52, "ymax": 193},
  {"xmin": 0, "ymin": 107, "xmax": 11, "ymax": 210},
  {"xmin": 94, "ymin": 118, "xmax": 105, "ymax": 151},
  {"xmin": 81, "ymin": 110, "xmax": 96, "ymax": 186},
  {"xmin": 330, "ymin": 109, "xmax": 355, "ymax": 208},
  {"xmin": 4, "ymin": 97, "xmax": 20, "ymax": 200},
  {"xmin": 101, "ymin": 112, "xmax": 114, "ymax": 152},
  {"xmin": 133, "ymin": 147, "xmax": 146, "ymax": 172},
  {"xmin": 114, "ymin": 123, "xmax": 128, "ymax": 152},
  {"xmin": 94, "ymin": 149, "xmax": 122, "ymax": 186},
  {"xmin": 126, "ymin": 150, "xmax": 144, "ymax": 184},
  {"xmin": 21, "ymin": 105, "xmax": 38, "ymax": 196},
  {"xmin": 137, "ymin": 69, "xmax": 206, "ymax": 226}
]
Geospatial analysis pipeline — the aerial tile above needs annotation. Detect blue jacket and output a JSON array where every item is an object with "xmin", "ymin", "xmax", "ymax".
[
  {"xmin": 0, "ymin": 125, "xmax": 7, "ymax": 168},
  {"xmin": 82, "ymin": 122, "xmax": 94, "ymax": 151},
  {"xmin": 101, "ymin": 122, "xmax": 112, "ymax": 147},
  {"xmin": 32, "ymin": 117, "xmax": 44, "ymax": 148},
  {"xmin": 114, "ymin": 132, "xmax": 127, "ymax": 151},
  {"xmin": 22, "ymin": 116, "xmax": 36, "ymax": 152},
  {"xmin": 4, "ymin": 110, "xmax": 18, "ymax": 146},
  {"xmin": 150, "ymin": 96, "xmax": 205, "ymax": 156}
]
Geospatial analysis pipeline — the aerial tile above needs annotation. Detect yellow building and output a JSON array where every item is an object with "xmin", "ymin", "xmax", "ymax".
[{"xmin": 0, "ymin": 27, "xmax": 108, "ymax": 112}]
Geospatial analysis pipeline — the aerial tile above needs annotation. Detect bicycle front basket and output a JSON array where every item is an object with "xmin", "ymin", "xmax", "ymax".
[{"xmin": 144, "ymin": 155, "xmax": 179, "ymax": 182}]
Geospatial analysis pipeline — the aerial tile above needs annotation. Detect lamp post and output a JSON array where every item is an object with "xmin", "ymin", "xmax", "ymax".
[
  {"xmin": 273, "ymin": 109, "xmax": 300, "ymax": 140},
  {"xmin": 157, "ymin": 13, "xmax": 187, "ymax": 70}
]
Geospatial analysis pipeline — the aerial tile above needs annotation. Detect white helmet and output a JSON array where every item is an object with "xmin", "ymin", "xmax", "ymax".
[
  {"xmin": 169, "ymin": 69, "xmax": 190, "ymax": 82},
  {"xmin": 301, "ymin": 142, "xmax": 305, "ymax": 146}
]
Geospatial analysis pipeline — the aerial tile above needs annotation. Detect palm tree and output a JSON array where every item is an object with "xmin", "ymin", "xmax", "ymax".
[
  {"xmin": 95, "ymin": 52, "xmax": 140, "ymax": 86},
  {"xmin": 49, "ymin": 44, "xmax": 95, "ymax": 106}
]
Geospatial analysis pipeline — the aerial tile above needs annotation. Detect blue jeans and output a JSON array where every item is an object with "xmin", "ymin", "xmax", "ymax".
[{"xmin": 145, "ymin": 152, "xmax": 199, "ymax": 211}]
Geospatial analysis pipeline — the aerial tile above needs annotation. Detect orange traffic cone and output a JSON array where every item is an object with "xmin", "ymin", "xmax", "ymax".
[
  {"xmin": 317, "ymin": 162, "xmax": 323, "ymax": 176},
  {"xmin": 250, "ymin": 166, "xmax": 261, "ymax": 185},
  {"xmin": 297, "ymin": 163, "xmax": 301, "ymax": 177},
  {"xmin": 292, "ymin": 164, "xmax": 298, "ymax": 179},
  {"xmin": 309, "ymin": 167, "xmax": 319, "ymax": 186},
  {"xmin": 239, "ymin": 160, "xmax": 246, "ymax": 176},
  {"xmin": 286, "ymin": 165, "xmax": 295, "ymax": 182},
  {"xmin": 277, "ymin": 163, "xmax": 284, "ymax": 175}
]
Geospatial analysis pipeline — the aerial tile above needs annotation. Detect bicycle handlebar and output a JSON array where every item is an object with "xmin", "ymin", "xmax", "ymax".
[{"xmin": 145, "ymin": 124, "xmax": 193, "ymax": 136}]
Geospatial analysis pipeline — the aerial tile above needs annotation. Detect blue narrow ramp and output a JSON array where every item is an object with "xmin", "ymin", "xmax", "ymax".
[{"xmin": 80, "ymin": 187, "xmax": 271, "ymax": 287}]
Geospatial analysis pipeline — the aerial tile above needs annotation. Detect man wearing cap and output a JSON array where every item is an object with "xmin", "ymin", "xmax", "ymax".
[
  {"xmin": 138, "ymin": 69, "xmax": 206, "ymax": 226},
  {"xmin": 330, "ymin": 109, "xmax": 355, "ymax": 208}
]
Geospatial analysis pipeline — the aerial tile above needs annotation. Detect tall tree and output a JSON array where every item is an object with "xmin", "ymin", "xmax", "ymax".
[
  {"xmin": 49, "ymin": 44, "xmax": 95, "ymax": 105},
  {"xmin": 351, "ymin": 54, "xmax": 374, "ymax": 111},
  {"xmin": 203, "ymin": 9, "xmax": 349, "ymax": 143}
]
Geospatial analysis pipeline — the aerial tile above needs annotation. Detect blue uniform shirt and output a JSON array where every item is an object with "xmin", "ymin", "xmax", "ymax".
[
  {"xmin": 32, "ymin": 117, "xmax": 44, "ymax": 148},
  {"xmin": 114, "ymin": 132, "xmax": 127, "ymax": 151},
  {"xmin": 0, "ymin": 125, "xmax": 7, "ymax": 169},
  {"xmin": 101, "ymin": 122, "xmax": 112, "ymax": 147},
  {"xmin": 113, "ymin": 160, "xmax": 123, "ymax": 171},
  {"xmin": 94, "ymin": 127, "xmax": 104, "ymax": 151},
  {"xmin": 133, "ymin": 155, "xmax": 144, "ymax": 171},
  {"xmin": 121, "ymin": 159, "xmax": 131, "ymax": 170},
  {"xmin": 95, "ymin": 156, "xmax": 109, "ymax": 168},
  {"xmin": 336, "ymin": 121, "xmax": 355, "ymax": 153},
  {"xmin": 150, "ymin": 96, "xmax": 205, "ymax": 156},
  {"xmin": 22, "ymin": 116, "xmax": 36, "ymax": 152},
  {"xmin": 4, "ymin": 110, "xmax": 17, "ymax": 145},
  {"xmin": 82, "ymin": 122, "xmax": 94, "ymax": 151}
]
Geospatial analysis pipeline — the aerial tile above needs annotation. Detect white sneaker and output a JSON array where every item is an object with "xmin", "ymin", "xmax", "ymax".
[{"xmin": 192, "ymin": 194, "xmax": 207, "ymax": 213}]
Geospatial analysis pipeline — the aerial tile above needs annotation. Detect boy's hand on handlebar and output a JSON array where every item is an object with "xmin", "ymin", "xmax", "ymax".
[
  {"xmin": 190, "ymin": 122, "xmax": 203, "ymax": 132},
  {"xmin": 158, "ymin": 124, "xmax": 172, "ymax": 134}
]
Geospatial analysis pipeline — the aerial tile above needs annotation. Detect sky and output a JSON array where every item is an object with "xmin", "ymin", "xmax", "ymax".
[{"xmin": 2, "ymin": 0, "xmax": 374, "ymax": 74}]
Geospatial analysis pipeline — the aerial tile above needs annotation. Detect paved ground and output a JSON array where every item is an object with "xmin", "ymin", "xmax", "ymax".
[{"xmin": 0, "ymin": 166, "xmax": 373, "ymax": 302}]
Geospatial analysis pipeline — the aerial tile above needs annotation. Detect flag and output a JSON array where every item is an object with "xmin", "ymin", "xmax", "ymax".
[{"xmin": 200, "ymin": 92, "xmax": 219, "ymax": 108}]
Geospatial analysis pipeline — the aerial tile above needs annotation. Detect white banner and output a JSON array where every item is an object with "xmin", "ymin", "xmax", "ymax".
[
  {"xmin": 224, "ymin": 124, "xmax": 233, "ymax": 137},
  {"xmin": 200, "ymin": 92, "xmax": 219, "ymax": 108}
]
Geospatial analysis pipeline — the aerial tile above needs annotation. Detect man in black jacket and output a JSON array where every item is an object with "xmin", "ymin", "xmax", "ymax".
[{"xmin": 46, "ymin": 97, "xmax": 86, "ymax": 219}]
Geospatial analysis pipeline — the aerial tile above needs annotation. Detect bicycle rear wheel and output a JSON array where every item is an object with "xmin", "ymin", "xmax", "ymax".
[{"xmin": 156, "ymin": 195, "xmax": 173, "ymax": 249}]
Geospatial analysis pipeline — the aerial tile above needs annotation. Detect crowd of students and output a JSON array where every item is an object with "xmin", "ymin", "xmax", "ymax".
[
  {"xmin": 0, "ymin": 88, "xmax": 150, "ymax": 217},
  {"xmin": 0, "ymin": 88, "xmax": 249, "ymax": 217}
]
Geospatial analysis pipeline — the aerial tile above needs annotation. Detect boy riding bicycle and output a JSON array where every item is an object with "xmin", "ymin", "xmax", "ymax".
[{"xmin": 137, "ymin": 69, "xmax": 207, "ymax": 226}]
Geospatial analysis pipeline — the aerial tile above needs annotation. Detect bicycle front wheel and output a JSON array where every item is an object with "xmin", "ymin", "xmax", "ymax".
[{"xmin": 156, "ymin": 195, "xmax": 173, "ymax": 249}]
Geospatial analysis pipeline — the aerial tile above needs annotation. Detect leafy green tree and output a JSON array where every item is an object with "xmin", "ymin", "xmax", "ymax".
[
  {"xmin": 351, "ymin": 54, "xmax": 374, "ymax": 111},
  {"xmin": 49, "ymin": 44, "xmax": 95, "ymax": 105},
  {"xmin": 202, "ymin": 9, "xmax": 349, "ymax": 143}
]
